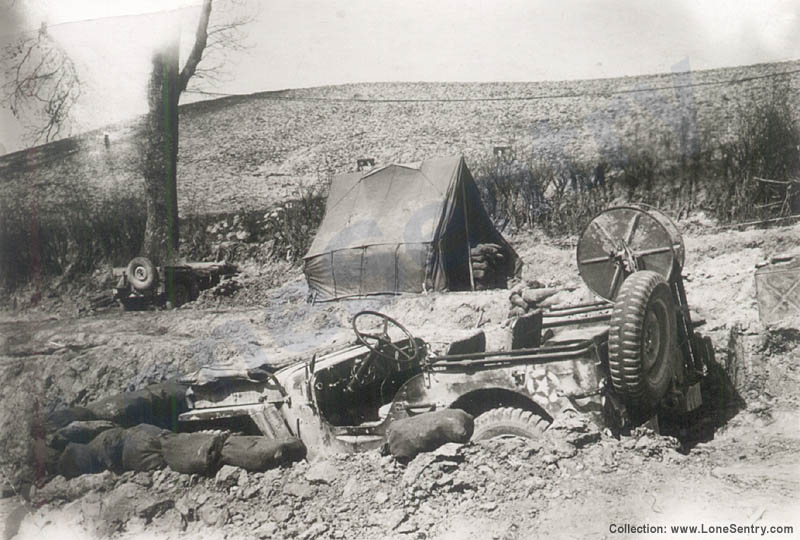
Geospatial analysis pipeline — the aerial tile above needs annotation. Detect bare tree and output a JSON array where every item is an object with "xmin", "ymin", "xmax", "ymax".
[
  {"xmin": 1, "ymin": 0, "xmax": 255, "ymax": 263},
  {"xmin": 1, "ymin": 22, "xmax": 81, "ymax": 144}
]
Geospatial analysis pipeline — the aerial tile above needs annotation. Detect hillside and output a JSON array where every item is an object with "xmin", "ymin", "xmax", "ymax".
[{"xmin": 1, "ymin": 60, "xmax": 798, "ymax": 216}]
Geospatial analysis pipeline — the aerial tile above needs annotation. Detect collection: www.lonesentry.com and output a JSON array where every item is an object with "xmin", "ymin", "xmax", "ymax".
[{"xmin": 609, "ymin": 523, "xmax": 795, "ymax": 535}]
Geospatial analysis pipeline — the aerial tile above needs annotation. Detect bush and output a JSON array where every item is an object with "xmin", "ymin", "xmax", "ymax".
[
  {"xmin": 473, "ymin": 81, "xmax": 800, "ymax": 234},
  {"xmin": 0, "ymin": 182, "xmax": 145, "ymax": 290}
]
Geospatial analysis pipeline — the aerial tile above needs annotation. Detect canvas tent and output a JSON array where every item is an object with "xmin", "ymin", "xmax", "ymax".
[{"xmin": 303, "ymin": 155, "xmax": 521, "ymax": 300}]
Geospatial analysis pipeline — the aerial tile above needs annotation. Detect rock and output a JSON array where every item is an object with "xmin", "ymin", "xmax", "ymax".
[
  {"xmin": 432, "ymin": 442, "xmax": 463, "ymax": 460},
  {"xmin": 284, "ymin": 481, "xmax": 315, "ymax": 500},
  {"xmin": 238, "ymin": 469, "xmax": 250, "ymax": 487},
  {"xmin": 273, "ymin": 505, "xmax": 293, "ymax": 523},
  {"xmin": 522, "ymin": 287, "xmax": 559, "ymax": 305},
  {"xmin": 305, "ymin": 460, "xmax": 339, "ymax": 485},
  {"xmin": 66, "ymin": 470, "xmax": 114, "ymax": 499},
  {"xmin": 35, "ymin": 475, "xmax": 69, "ymax": 503},
  {"xmin": 216, "ymin": 464, "xmax": 242, "ymax": 489},
  {"xmin": 137, "ymin": 497, "xmax": 174, "ymax": 521},
  {"xmin": 131, "ymin": 471, "xmax": 152, "ymax": 487},
  {"xmin": 402, "ymin": 454, "xmax": 436, "ymax": 486},
  {"xmin": 198, "ymin": 505, "xmax": 229, "ymax": 527},
  {"xmin": 374, "ymin": 491, "xmax": 390, "ymax": 505},
  {"xmin": 300, "ymin": 522, "xmax": 329, "ymax": 539},
  {"xmin": 342, "ymin": 476, "xmax": 360, "ymax": 498},
  {"xmin": 174, "ymin": 495, "xmax": 194, "ymax": 518},
  {"xmin": 101, "ymin": 482, "xmax": 144, "ymax": 529},
  {"xmin": 541, "ymin": 454, "xmax": 559, "ymax": 465},
  {"xmin": 152, "ymin": 508, "xmax": 186, "ymax": 531},
  {"xmin": 241, "ymin": 483, "xmax": 261, "ymax": 499},
  {"xmin": 256, "ymin": 521, "xmax": 279, "ymax": 538},
  {"xmin": 384, "ymin": 509, "xmax": 408, "ymax": 530}
]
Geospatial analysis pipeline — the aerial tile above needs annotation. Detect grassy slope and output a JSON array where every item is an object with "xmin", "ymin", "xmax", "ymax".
[{"xmin": 2, "ymin": 60, "xmax": 798, "ymax": 216}]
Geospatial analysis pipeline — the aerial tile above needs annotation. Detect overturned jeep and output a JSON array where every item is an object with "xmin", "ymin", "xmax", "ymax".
[
  {"xmin": 179, "ymin": 205, "xmax": 713, "ymax": 458},
  {"xmin": 113, "ymin": 257, "xmax": 237, "ymax": 310}
]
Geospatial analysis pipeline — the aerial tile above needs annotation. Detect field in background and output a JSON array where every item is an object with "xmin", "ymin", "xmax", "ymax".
[{"xmin": 1, "ymin": 60, "xmax": 798, "ymax": 290}]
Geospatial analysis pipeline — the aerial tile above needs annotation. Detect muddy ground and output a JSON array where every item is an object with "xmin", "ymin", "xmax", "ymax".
[{"xmin": 1, "ymin": 221, "xmax": 799, "ymax": 539}]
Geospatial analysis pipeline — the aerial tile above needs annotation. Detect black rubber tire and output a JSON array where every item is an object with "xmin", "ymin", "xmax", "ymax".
[
  {"xmin": 608, "ymin": 270, "xmax": 676, "ymax": 408},
  {"xmin": 472, "ymin": 407, "xmax": 550, "ymax": 441},
  {"xmin": 126, "ymin": 257, "xmax": 157, "ymax": 292}
]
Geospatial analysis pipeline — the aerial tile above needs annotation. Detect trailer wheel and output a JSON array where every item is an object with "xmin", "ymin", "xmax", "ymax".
[
  {"xmin": 126, "ymin": 257, "xmax": 157, "ymax": 291},
  {"xmin": 608, "ymin": 270, "xmax": 675, "ymax": 408},
  {"xmin": 472, "ymin": 407, "xmax": 550, "ymax": 440}
]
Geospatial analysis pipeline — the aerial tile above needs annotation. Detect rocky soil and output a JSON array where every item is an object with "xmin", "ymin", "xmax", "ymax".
[{"xmin": 1, "ymin": 221, "xmax": 799, "ymax": 539}]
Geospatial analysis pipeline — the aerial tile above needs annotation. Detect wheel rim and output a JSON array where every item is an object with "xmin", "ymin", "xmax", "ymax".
[
  {"xmin": 642, "ymin": 298, "xmax": 667, "ymax": 385},
  {"xmin": 134, "ymin": 266, "xmax": 148, "ymax": 281}
]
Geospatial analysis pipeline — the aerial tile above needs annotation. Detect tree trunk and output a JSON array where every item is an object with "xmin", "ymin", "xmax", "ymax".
[{"xmin": 139, "ymin": 36, "xmax": 180, "ymax": 265}]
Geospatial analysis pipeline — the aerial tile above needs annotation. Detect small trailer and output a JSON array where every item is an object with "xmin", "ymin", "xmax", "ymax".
[{"xmin": 113, "ymin": 257, "xmax": 237, "ymax": 310}]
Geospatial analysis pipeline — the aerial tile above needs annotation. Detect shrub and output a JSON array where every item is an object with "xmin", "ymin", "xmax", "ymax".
[{"xmin": 0, "ymin": 182, "xmax": 146, "ymax": 290}]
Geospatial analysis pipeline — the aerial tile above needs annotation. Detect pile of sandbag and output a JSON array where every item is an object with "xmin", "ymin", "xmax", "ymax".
[
  {"xmin": 507, "ymin": 281, "xmax": 564, "ymax": 318},
  {"xmin": 30, "ymin": 379, "xmax": 306, "ymax": 481},
  {"xmin": 470, "ymin": 243, "xmax": 507, "ymax": 290}
]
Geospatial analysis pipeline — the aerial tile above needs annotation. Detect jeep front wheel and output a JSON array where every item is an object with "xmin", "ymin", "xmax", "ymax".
[{"xmin": 472, "ymin": 407, "xmax": 550, "ymax": 440}]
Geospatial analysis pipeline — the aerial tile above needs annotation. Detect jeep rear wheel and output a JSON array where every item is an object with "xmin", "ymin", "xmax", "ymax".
[
  {"xmin": 608, "ymin": 270, "xmax": 676, "ymax": 409},
  {"xmin": 472, "ymin": 407, "xmax": 550, "ymax": 440}
]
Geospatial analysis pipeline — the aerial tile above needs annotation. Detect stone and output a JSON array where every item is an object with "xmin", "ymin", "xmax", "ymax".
[
  {"xmin": 432, "ymin": 442, "xmax": 463, "ymax": 459},
  {"xmin": 216, "ymin": 464, "xmax": 242, "ymax": 489},
  {"xmin": 305, "ymin": 460, "xmax": 339, "ymax": 485},
  {"xmin": 374, "ymin": 491, "xmax": 390, "ymax": 505},
  {"xmin": 273, "ymin": 505, "xmax": 293, "ymax": 523},
  {"xmin": 256, "ymin": 521, "xmax": 279, "ymax": 538},
  {"xmin": 385, "ymin": 509, "xmax": 408, "ymax": 530},
  {"xmin": 152, "ymin": 508, "xmax": 186, "ymax": 531},
  {"xmin": 284, "ymin": 481, "xmax": 315, "ymax": 500},
  {"xmin": 137, "ymin": 497, "xmax": 174, "ymax": 521},
  {"xmin": 341, "ymin": 476, "xmax": 360, "ymax": 498},
  {"xmin": 299, "ymin": 523, "xmax": 329, "ymax": 539},
  {"xmin": 198, "ymin": 505, "xmax": 228, "ymax": 527}
]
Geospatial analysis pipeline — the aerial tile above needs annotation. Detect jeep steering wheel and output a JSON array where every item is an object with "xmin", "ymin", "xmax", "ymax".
[{"xmin": 352, "ymin": 310, "xmax": 419, "ymax": 365}]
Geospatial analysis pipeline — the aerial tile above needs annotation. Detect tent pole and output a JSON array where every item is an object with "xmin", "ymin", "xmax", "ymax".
[{"xmin": 461, "ymin": 172, "xmax": 475, "ymax": 291}]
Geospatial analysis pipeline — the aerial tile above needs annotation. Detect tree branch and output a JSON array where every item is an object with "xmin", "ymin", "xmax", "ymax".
[{"xmin": 178, "ymin": 0, "xmax": 212, "ymax": 93}]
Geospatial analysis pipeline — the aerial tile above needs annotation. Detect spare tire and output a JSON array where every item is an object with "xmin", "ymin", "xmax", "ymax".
[
  {"xmin": 127, "ymin": 257, "xmax": 157, "ymax": 291},
  {"xmin": 608, "ymin": 270, "xmax": 676, "ymax": 409}
]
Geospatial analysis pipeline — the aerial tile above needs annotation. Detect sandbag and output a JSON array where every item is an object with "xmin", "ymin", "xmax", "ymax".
[
  {"xmin": 52, "ymin": 420, "xmax": 118, "ymax": 450},
  {"xmin": 220, "ymin": 436, "xmax": 306, "ymax": 471},
  {"xmin": 88, "ymin": 427, "xmax": 126, "ymax": 472},
  {"xmin": 121, "ymin": 424, "xmax": 167, "ymax": 472},
  {"xmin": 86, "ymin": 381, "xmax": 188, "ymax": 429},
  {"xmin": 161, "ymin": 432, "xmax": 228, "ymax": 474},
  {"xmin": 144, "ymin": 381, "xmax": 189, "ymax": 429},
  {"xmin": 87, "ymin": 390, "xmax": 154, "ymax": 427},
  {"xmin": 387, "ymin": 409, "xmax": 474, "ymax": 461},
  {"xmin": 45, "ymin": 407, "xmax": 97, "ymax": 433},
  {"xmin": 58, "ymin": 443, "xmax": 103, "ymax": 479}
]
